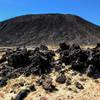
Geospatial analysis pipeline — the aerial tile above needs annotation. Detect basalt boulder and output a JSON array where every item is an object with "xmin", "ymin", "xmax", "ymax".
[{"xmin": 86, "ymin": 65, "xmax": 96, "ymax": 77}]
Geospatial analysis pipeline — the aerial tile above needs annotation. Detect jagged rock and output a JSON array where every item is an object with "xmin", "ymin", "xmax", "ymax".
[
  {"xmin": 29, "ymin": 49, "xmax": 55, "ymax": 75},
  {"xmin": 75, "ymin": 82, "xmax": 84, "ymax": 90},
  {"xmin": 15, "ymin": 89, "xmax": 30, "ymax": 100},
  {"xmin": 36, "ymin": 76, "xmax": 45, "ymax": 86},
  {"xmin": 0, "ymin": 64, "xmax": 14, "ymax": 77},
  {"xmin": 86, "ymin": 65, "xmax": 95, "ymax": 77},
  {"xmin": 87, "ymin": 55, "xmax": 94, "ymax": 64},
  {"xmin": 59, "ymin": 43, "xmax": 88, "ymax": 67},
  {"xmin": 42, "ymin": 77, "xmax": 56, "ymax": 92},
  {"xmin": 71, "ymin": 60, "xmax": 85, "ymax": 72},
  {"xmin": 54, "ymin": 60, "xmax": 63, "ymax": 72},
  {"xmin": 0, "ymin": 43, "xmax": 100, "ymax": 90},
  {"xmin": 54, "ymin": 65, "xmax": 62, "ymax": 72},
  {"xmin": 0, "ymin": 78, "xmax": 7, "ymax": 87},
  {"xmin": 0, "ymin": 45, "xmax": 55, "ymax": 78},
  {"xmin": 0, "ymin": 54, "xmax": 6, "ymax": 64},
  {"xmin": 56, "ymin": 73, "xmax": 66, "ymax": 84},
  {"xmin": 71, "ymin": 71, "xmax": 78, "ymax": 76},
  {"xmin": 28, "ymin": 84, "xmax": 36, "ymax": 92},
  {"xmin": 5, "ymin": 49, "xmax": 13, "ymax": 56},
  {"xmin": 59, "ymin": 50, "xmax": 70, "ymax": 65},
  {"xmin": 66, "ymin": 78, "xmax": 71, "ymax": 86},
  {"xmin": 7, "ymin": 48, "xmax": 30, "ymax": 68}
]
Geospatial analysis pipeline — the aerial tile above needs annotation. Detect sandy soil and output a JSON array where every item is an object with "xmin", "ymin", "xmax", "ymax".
[{"xmin": 0, "ymin": 68, "xmax": 100, "ymax": 100}]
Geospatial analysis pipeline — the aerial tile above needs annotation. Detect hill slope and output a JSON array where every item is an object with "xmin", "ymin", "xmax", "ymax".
[{"xmin": 0, "ymin": 14, "xmax": 100, "ymax": 46}]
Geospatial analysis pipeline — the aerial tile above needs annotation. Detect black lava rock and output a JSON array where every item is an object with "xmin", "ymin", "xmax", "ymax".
[
  {"xmin": 75, "ymin": 82, "xmax": 84, "ymax": 90},
  {"xmin": 28, "ymin": 84, "xmax": 36, "ymax": 92},
  {"xmin": 0, "ymin": 78, "xmax": 7, "ymax": 87},
  {"xmin": 0, "ymin": 54, "xmax": 6, "ymax": 64},
  {"xmin": 86, "ymin": 65, "xmax": 95, "ymax": 77},
  {"xmin": 15, "ymin": 89, "xmax": 30, "ymax": 100},
  {"xmin": 42, "ymin": 77, "xmax": 56, "ymax": 92},
  {"xmin": 66, "ymin": 78, "xmax": 71, "ymax": 86},
  {"xmin": 56, "ymin": 73, "xmax": 66, "ymax": 84},
  {"xmin": 71, "ymin": 60, "xmax": 85, "ymax": 72}
]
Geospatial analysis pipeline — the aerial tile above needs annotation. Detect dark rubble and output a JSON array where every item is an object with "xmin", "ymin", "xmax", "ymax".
[
  {"xmin": 0, "ymin": 43, "xmax": 100, "ymax": 88},
  {"xmin": 56, "ymin": 73, "xmax": 66, "ymax": 84},
  {"xmin": 15, "ymin": 89, "xmax": 30, "ymax": 100},
  {"xmin": 0, "ymin": 45, "xmax": 55, "ymax": 87},
  {"xmin": 36, "ymin": 75, "xmax": 57, "ymax": 92},
  {"xmin": 0, "ymin": 43, "xmax": 100, "ymax": 100},
  {"xmin": 58, "ymin": 42, "xmax": 100, "ymax": 76}
]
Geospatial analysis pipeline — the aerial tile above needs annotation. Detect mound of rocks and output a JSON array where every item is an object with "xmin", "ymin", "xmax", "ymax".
[
  {"xmin": 0, "ymin": 43, "xmax": 100, "ymax": 89},
  {"xmin": 58, "ymin": 42, "xmax": 100, "ymax": 76},
  {"xmin": 0, "ymin": 45, "xmax": 55, "ymax": 87}
]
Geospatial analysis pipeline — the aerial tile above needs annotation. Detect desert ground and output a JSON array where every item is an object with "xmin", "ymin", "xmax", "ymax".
[{"xmin": 0, "ymin": 46, "xmax": 100, "ymax": 100}]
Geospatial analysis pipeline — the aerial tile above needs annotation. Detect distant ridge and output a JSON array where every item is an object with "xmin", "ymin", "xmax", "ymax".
[{"xmin": 0, "ymin": 14, "xmax": 100, "ymax": 46}]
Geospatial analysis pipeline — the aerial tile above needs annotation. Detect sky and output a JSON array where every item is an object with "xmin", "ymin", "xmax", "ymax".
[{"xmin": 0, "ymin": 0, "xmax": 100, "ymax": 25}]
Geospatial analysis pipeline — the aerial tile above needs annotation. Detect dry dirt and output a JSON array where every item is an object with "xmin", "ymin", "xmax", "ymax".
[{"xmin": 0, "ymin": 46, "xmax": 100, "ymax": 100}]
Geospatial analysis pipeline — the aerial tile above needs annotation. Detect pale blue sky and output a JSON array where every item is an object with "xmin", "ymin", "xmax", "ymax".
[{"xmin": 0, "ymin": 0, "xmax": 99, "ymax": 25}]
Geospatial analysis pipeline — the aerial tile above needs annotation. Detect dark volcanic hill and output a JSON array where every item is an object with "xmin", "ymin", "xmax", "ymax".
[{"xmin": 0, "ymin": 14, "xmax": 100, "ymax": 46}]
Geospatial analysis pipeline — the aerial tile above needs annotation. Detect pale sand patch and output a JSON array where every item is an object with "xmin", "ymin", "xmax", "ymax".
[{"xmin": 0, "ymin": 68, "xmax": 99, "ymax": 100}]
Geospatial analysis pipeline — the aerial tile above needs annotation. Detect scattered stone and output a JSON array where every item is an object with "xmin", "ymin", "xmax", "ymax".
[
  {"xmin": 7, "ymin": 48, "xmax": 30, "ymax": 68},
  {"xmin": 79, "ymin": 73, "xmax": 83, "ymax": 76},
  {"xmin": 15, "ymin": 89, "xmax": 30, "ymax": 100},
  {"xmin": 56, "ymin": 73, "xmax": 66, "ymax": 84},
  {"xmin": 42, "ymin": 77, "xmax": 56, "ymax": 92},
  {"xmin": 86, "ymin": 65, "xmax": 95, "ymax": 77},
  {"xmin": 0, "ymin": 78, "xmax": 7, "ymax": 87},
  {"xmin": 68, "ymin": 87, "xmax": 72, "ymax": 91},
  {"xmin": 80, "ymin": 77, "xmax": 87, "ymax": 82},
  {"xmin": 93, "ymin": 74, "xmax": 100, "ymax": 79},
  {"xmin": 0, "ymin": 45, "xmax": 56, "ymax": 86},
  {"xmin": 0, "ymin": 43, "xmax": 100, "ymax": 91},
  {"xmin": 53, "ymin": 60, "xmax": 63, "ymax": 72},
  {"xmin": 12, "ymin": 82, "xmax": 24, "ymax": 88},
  {"xmin": 54, "ymin": 65, "xmax": 62, "ymax": 72},
  {"xmin": 36, "ymin": 75, "xmax": 46, "ymax": 86},
  {"xmin": 58, "ymin": 43, "xmax": 100, "ymax": 76},
  {"xmin": 71, "ymin": 71, "xmax": 78, "ymax": 76},
  {"xmin": 66, "ymin": 78, "xmax": 71, "ymax": 86},
  {"xmin": 36, "ymin": 78, "xmax": 44, "ymax": 86},
  {"xmin": 71, "ymin": 60, "xmax": 85, "ymax": 72},
  {"xmin": 0, "ymin": 54, "xmax": 6, "ymax": 64},
  {"xmin": 75, "ymin": 82, "xmax": 84, "ymax": 90},
  {"xmin": 28, "ymin": 84, "xmax": 36, "ymax": 92},
  {"xmin": 94, "ymin": 79, "xmax": 100, "ymax": 83}
]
